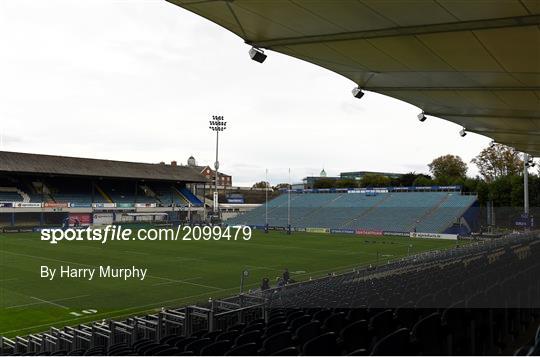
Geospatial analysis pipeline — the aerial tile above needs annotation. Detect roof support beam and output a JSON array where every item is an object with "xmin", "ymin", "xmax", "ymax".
[
  {"xmin": 372, "ymin": 86, "xmax": 540, "ymax": 91},
  {"xmin": 427, "ymin": 113, "xmax": 540, "ymax": 120},
  {"xmin": 500, "ymin": 141, "xmax": 540, "ymax": 148},
  {"xmin": 247, "ymin": 14, "xmax": 540, "ymax": 48},
  {"xmin": 470, "ymin": 129, "xmax": 540, "ymax": 136}
]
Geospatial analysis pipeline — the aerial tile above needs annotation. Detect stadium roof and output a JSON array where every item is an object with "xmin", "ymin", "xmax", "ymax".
[
  {"xmin": 168, "ymin": 0, "xmax": 540, "ymax": 157},
  {"xmin": 0, "ymin": 151, "xmax": 209, "ymax": 182}
]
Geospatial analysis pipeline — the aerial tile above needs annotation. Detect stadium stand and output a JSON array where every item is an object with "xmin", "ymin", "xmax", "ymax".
[
  {"xmin": 1, "ymin": 231, "xmax": 538, "ymax": 356},
  {"xmin": 0, "ymin": 152, "xmax": 208, "ymax": 228},
  {"xmin": 227, "ymin": 191, "xmax": 478, "ymax": 234},
  {"xmin": 0, "ymin": 189, "xmax": 23, "ymax": 203},
  {"xmin": 179, "ymin": 187, "xmax": 204, "ymax": 207}
]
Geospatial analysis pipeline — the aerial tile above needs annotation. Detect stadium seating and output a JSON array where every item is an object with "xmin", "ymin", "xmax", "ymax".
[
  {"xmin": 179, "ymin": 187, "xmax": 204, "ymax": 206},
  {"xmin": 2, "ymin": 232, "xmax": 538, "ymax": 356},
  {"xmin": 151, "ymin": 182, "xmax": 187, "ymax": 206},
  {"xmin": 227, "ymin": 191, "xmax": 477, "ymax": 233},
  {"xmin": 0, "ymin": 190, "xmax": 23, "ymax": 202}
]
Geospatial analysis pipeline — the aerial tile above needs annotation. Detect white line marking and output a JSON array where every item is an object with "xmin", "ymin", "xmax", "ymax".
[
  {"xmin": 148, "ymin": 275, "xmax": 220, "ymax": 290},
  {"xmin": 0, "ymin": 250, "xmax": 222, "ymax": 291},
  {"xmin": 245, "ymin": 265, "xmax": 283, "ymax": 272},
  {"xmin": 29, "ymin": 296, "xmax": 69, "ymax": 310},
  {"xmin": 122, "ymin": 250, "xmax": 148, "ymax": 255},
  {"xmin": 151, "ymin": 276, "xmax": 202, "ymax": 287},
  {"xmin": 7, "ymin": 295, "xmax": 89, "ymax": 309},
  {"xmin": 0, "ymin": 278, "xmax": 17, "ymax": 282}
]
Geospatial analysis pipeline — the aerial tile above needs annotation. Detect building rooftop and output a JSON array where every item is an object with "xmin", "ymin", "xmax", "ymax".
[{"xmin": 0, "ymin": 151, "xmax": 209, "ymax": 182}]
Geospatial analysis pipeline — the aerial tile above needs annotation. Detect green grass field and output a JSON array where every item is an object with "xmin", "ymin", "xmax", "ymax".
[{"xmin": 0, "ymin": 229, "xmax": 457, "ymax": 337}]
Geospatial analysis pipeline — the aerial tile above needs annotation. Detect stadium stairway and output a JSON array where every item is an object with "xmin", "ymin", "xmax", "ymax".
[
  {"xmin": 178, "ymin": 187, "xmax": 203, "ymax": 206},
  {"xmin": 406, "ymin": 193, "xmax": 450, "ymax": 231},
  {"xmin": 94, "ymin": 183, "xmax": 114, "ymax": 204},
  {"xmin": 341, "ymin": 193, "xmax": 392, "ymax": 229}
]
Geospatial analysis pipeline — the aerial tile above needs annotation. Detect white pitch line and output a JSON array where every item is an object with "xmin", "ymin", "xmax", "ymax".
[
  {"xmin": 245, "ymin": 265, "xmax": 283, "ymax": 272},
  {"xmin": 122, "ymin": 250, "xmax": 148, "ymax": 255},
  {"xmin": 0, "ymin": 250, "xmax": 221, "ymax": 291},
  {"xmin": 147, "ymin": 275, "xmax": 221, "ymax": 290},
  {"xmin": 29, "ymin": 296, "xmax": 70, "ymax": 310},
  {"xmin": 7, "ymin": 295, "xmax": 89, "ymax": 309},
  {"xmin": 152, "ymin": 276, "xmax": 202, "ymax": 287}
]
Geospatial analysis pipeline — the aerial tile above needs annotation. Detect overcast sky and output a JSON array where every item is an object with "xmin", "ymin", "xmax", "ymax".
[{"xmin": 0, "ymin": 0, "xmax": 492, "ymax": 186}]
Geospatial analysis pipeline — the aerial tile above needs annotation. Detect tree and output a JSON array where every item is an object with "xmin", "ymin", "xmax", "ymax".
[
  {"xmin": 361, "ymin": 174, "xmax": 391, "ymax": 188},
  {"xmin": 273, "ymin": 183, "xmax": 291, "ymax": 190},
  {"xmin": 313, "ymin": 179, "xmax": 338, "ymax": 189},
  {"xmin": 336, "ymin": 179, "xmax": 358, "ymax": 188},
  {"xmin": 393, "ymin": 172, "xmax": 433, "ymax": 187},
  {"xmin": 471, "ymin": 143, "xmax": 523, "ymax": 182},
  {"xmin": 252, "ymin": 181, "xmax": 269, "ymax": 189},
  {"xmin": 428, "ymin": 155, "xmax": 467, "ymax": 182},
  {"xmin": 412, "ymin": 175, "xmax": 433, "ymax": 187}
]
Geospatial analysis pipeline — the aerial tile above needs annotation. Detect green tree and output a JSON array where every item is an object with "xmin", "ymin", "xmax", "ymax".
[
  {"xmin": 252, "ymin": 181, "xmax": 269, "ymax": 189},
  {"xmin": 336, "ymin": 179, "xmax": 358, "ymax": 188},
  {"xmin": 313, "ymin": 179, "xmax": 338, "ymax": 189},
  {"xmin": 412, "ymin": 175, "xmax": 433, "ymax": 187},
  {"xmin": 471, "ymin": 143, "xmax": 523, "ymax": 182},
  {"xmin": 428, "ymin": 155, "xmax": 468, "ymax": 182},
  {"xmin": 361, "ymin": 174, "xmax": 391, "ymax": 188},
  {"xmin": 395, "ymin": 172, "xmax": 421, "ymax": 186}
]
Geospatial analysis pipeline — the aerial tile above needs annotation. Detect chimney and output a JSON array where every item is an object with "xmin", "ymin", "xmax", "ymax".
[{"xmin": 171, "ymin": 161, "xmax": 177, "ymax": 166}]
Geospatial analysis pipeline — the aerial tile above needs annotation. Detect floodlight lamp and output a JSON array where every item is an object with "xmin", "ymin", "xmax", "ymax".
[
  {"xmin": 352, "ymin": 87, "xmax": 364, "ymax": 99},
  {"xmin": 249, "ymin": 47, "xmax": 267, "ymax": 63}
]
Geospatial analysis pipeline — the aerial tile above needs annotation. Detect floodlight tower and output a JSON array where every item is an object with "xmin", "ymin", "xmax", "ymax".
[
  {"xmin": 209, "ymin": 115, "xmax": 227, "ymax": 214},
  {"xmin": 524, "ymin": 153, "xmax": 530, "ymax": 217}
]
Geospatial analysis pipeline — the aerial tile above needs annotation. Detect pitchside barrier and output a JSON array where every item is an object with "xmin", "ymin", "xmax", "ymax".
[{"xmin": 247, "ymin": 225, "xmax": 458, "ymax": 240}]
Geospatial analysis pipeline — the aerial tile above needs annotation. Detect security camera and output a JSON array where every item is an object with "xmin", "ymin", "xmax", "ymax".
[
  {"xmin": 352, "ymin": 87, "xmax": 364, "ymax": 99},
  {"xmin": 249, "ymin": 47, "xmax": 267, "ymax": 63},
  {"xmin": 459, "ymin": 128, "xmax": 467, "ymax": 137},
  {"xmin": 417, "ymin": 112, "xmax": 427, "ymax": 122}
]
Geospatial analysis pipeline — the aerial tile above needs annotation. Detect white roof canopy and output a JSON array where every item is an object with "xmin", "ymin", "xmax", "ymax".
[{"xmin": 168, "ymin": 0, "xmax": 540, "ymax": 156}]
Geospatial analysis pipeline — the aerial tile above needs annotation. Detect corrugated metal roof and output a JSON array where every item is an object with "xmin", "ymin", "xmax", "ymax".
[
  {"xmin": 167, "ymin": 0, "xmax": 540, "ymax": 157},
  {"xmin": 0, "ymin": 151, "xmax": 209, "ymax": 182}
]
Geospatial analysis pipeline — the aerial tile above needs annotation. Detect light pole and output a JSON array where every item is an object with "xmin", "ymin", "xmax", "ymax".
[
  {"xmin": 524, "ymin": 153, "xmax": 529, "ymax": 218},
  {"xmin": 287, "ymin": 168, "xmax": 291, "ymax": 234},
  {"xmin": 209, "ymin": 115, "xmax": 227, "ymax": 216},
  {"xmin": 265, "ymin": 168, "xmax": 269, "ymax": 231}
]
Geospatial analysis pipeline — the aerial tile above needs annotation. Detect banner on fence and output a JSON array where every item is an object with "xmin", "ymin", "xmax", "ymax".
[
  {"xmin": 409, "ymin": 232, "xmax": 458, "ymax": 240},
  {"xmin": 93, "ymin": 213, "xmax": 114, "ymax": 225},
  {"xmin": 330, "ymin": 228, "xmax": 355, "ymax": 234},
  {"xmin": 92, "ymin": 203, "xmax": 116, "ymax": 208},
  {"xmin": 355, "ymin": 229, "xmax": 384, "ymax": 236},
  {"xmin": 306, "ymin": 227, "xmax": 330, "ymax": 234},
  {"xmin": 134, "ymin": 203, "xmax": 157, "ymax": 208},
  {"xmin": 69, "ymin": 203, "xmax": 92, "ymax": 208},
  {"xmin": 383, "ymin": 231, "xmax": 410, "ymax": 237},
  {"xmin": 44, "ymin": 202, "xmax": 69, "ymax": 208},
  {"xmin": 13, "ymin": 202, "xmax": 42, "ymax": 208},
  {"xmin": 68, "ymin": 213, "xmax": 93, "ymax": 226}
]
